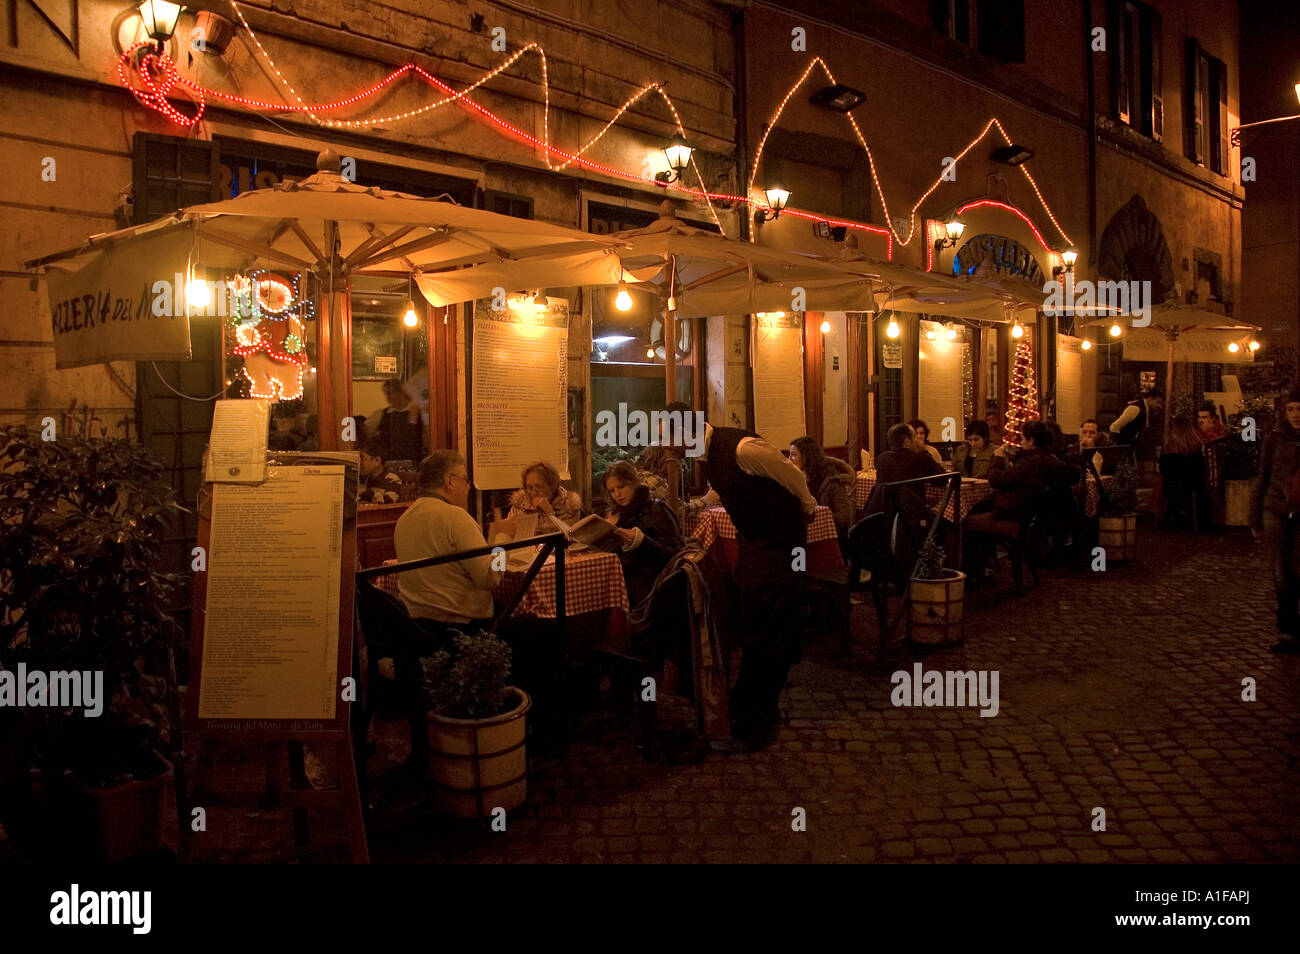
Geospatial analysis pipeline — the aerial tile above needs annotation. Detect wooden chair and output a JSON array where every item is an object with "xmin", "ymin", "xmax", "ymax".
[{"xmin": 963, "ymin": 488, "xmax": 1066, "ymax": 594}]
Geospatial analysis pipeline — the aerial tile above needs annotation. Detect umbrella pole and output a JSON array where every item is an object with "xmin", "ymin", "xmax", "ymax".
[
  {"xmin": 1165, "ymin": 334, "xmax": 1174, "ymax": 447},
  {"xmin": 316, "ymin": 237, "xmax": 354, "ymax": 452},
  {"xmin": 664, "ymin": 256, "xmax": 681, "ymax": 510}
]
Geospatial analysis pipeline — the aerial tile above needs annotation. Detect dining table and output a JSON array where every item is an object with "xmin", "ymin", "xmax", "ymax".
[
  {"xmin": 682, "ymin": 503, "xmax": 843, "ymax": 573},
  {"xmin": 376, "ymin": 547, "xmax": 630, "ymax": 635},
  {"xmin": 852, "ymin": 470, "xmax": 992, "ymax": 522}
]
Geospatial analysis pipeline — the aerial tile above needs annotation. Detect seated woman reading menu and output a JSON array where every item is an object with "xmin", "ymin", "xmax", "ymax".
[
  {"xmin": 507, "ymin": 460, "xmax": 583, "ymax": 533},
  {"xmin": 602, "ymin": 461, "xmax": 684, "ymax": 608}
]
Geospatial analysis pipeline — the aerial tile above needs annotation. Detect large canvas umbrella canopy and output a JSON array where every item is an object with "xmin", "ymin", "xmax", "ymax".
[
  {"xmin": 1081, "ymin": 302, "xmax": 1260, "ymax": 440},
  {"xmin": 28, "ymin": 150, "xmax": 622, "ymax": 446}
]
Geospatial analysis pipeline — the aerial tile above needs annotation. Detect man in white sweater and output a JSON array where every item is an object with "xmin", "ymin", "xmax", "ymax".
[{"xmin": 394, "ymin": 450, "xmax": 502, "ymax": 627}]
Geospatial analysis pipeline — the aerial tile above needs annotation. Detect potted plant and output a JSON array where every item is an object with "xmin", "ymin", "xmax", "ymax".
[
  {"xmin": 1098, "ymin": 455, "xmax": 1140, "ymax": 563},
  {"xmin": 422, "ymin": 631, "xmax": 531, "ymax": 819},
  {"xmin": 0, "ymin": 425, "xmax": 181, "ymax": 860},
  {"xmin": 907, "ymin": 540, "xmax": 965, "ymax": 646}
]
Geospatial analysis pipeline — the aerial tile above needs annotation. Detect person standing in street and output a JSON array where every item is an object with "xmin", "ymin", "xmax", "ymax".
[
  {"xmin": 1250, "ymin": 388, "xmax": 1300, "ymax": 654},
  {"xmin": 666, "ymin": 408, "xmax": 817, "ymax": 752}
]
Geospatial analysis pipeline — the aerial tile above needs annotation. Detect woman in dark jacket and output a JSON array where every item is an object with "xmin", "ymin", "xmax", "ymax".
[
  {"xmin": 602, "ymin": 461, "xmax": 684, "ymax": 609},
  {"xmin": 1250, "ymin": 387, "xmax": 1300, "ymax": 653},
  {"xmin": 790, "ymin": 436, "xmax": 856, "ymax": 531}
]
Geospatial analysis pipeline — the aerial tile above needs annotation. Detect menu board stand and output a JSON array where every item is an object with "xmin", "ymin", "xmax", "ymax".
[{"xmin": 181, "ymin": 452, "xmax": 367, "ymax": 863}]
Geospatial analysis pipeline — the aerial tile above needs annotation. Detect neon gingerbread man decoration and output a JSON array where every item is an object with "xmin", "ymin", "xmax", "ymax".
[{"xmin": 229, "ymin": 272, "xmax": 312, "ymax": 401}]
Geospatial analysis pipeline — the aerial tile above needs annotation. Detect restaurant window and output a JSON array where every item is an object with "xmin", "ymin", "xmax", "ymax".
[
  {"xmin": 132, "ymin": 133, "xmax": 220, "ymax": 222},
  {"xmin": 1109, "ymin": 1, "xmax": 1163, "ymax": 141},
  {"xmin": 931, "ymin": 0, "xmax": 1023, "ymax": 61},
  {"xmin": 1185, "ymin": 40, "xmax": 1229, "ymax": 175},
  {"xmin": 483, "ymin": 190, "xmax": 534, "ymax": 219}
]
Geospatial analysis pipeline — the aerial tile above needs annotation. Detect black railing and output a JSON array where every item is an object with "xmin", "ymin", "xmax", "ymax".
[{"xmin": 356, "ymin": 532, "xmax": 569, "ymax": 643}]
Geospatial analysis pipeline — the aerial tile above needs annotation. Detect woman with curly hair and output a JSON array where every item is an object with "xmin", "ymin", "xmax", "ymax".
[{"xmin": 507, "ymin": 460, "xmax": 583, "ymax": 532}]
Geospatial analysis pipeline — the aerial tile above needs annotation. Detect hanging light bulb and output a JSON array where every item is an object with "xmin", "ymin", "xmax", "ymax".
[
  {"xmin": 615, "ymin": 281, "xmax": 633, "ymax": 312},
  {"xmin": 1249, "ymin": 340, "xmax": 1261, "ymax": 351},
  {"xmin": 402, "ymin": 300, "xmax": 418, "ymax": 327},
  {"xmin": 647, "ymin": 347, "xmax": 656, "ymax": 358},
  {"xmin": 533, "ymin": 292, "xmax": 548, "ymax": 313},
  {"xmin": 820, "ymin": 319, "xmax": 831, "ymax": 334},
  {"xmin": 886, "ymin": 318, "xmax": 900, "ymax": 339},
  {"xmin": 1080, "ymin": 338, "xmax": 1092, "ymax": 351},
  {"xmin": 946, "ymin": 323, "xmax": 958, "ymax": 340},
  {"xmin": 1228, "ymin": 341, "xmax": 1240, "ymax": 353},
  {"xmin": 1109, "ymin": 323, "xmax": 1123, "ymax": 337},
  {"xmin": 925, "ymin": 329, "xmax": 936, "ymax": 340},
  {"xmin": 186, "ymin": 278, "xmax": 211, "ymax": 311},
  {"xmin": 1011, "ymin": 322, "xmax": 1024, "ymax": 339}
]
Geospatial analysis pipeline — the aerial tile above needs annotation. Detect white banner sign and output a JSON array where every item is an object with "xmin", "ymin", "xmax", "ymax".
[
  {"xmin": 1119, "ymin": 328, "xmax": 1256, "ymax": 365},
  {"xmin": 45, "ymin": 228, "xmax": 195, "ymax": 369}
]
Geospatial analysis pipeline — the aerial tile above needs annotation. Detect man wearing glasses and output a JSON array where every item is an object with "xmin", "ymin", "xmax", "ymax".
[{"xmin": 394, "ymin": 449, "xmax": 502, "ymax": 632}]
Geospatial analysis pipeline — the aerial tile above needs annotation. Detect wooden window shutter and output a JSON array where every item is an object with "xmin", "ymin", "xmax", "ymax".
[
  {"xmin": 1185, "ymin": 38, "xmax": 1203, "ymax": 163},
  {"xmin": 1145, "ymin": 7, "xmax": 1163, "ymax": 141},
  {"xmin": 1216, "ymin": 59, "xmax": 1230, "ymax": 175},
  {"xmin": 1109, "ymin": 0, "xmax": 1130, "ymax": 124}
]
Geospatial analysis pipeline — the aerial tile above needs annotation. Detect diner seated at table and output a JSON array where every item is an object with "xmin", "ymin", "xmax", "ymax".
[
  {"xmin": 949, "ymin": 419, "xmax": 1006, "ymax": 480},
  {"xmin": 358, "ymin": 438, "xmax": 404, "ymax": 505},
  {"xmin": 907, "ymin": 419, "xmax": 945, "ymax": 466},
  {"xmin": 602, "ymin": 461, "xmax": 684, "ymax": 609},
  {"xmin": 865, "ymin": 423, "xmax": 947, "ymax": 514},
  {"xmin": 962, "ymin": 421, "xmax": 1078, "ymax": 578},
  {"xmin": 1069, "ymin": 419, "xmax": 1112, "ymax": 475},
  {"xmin": 790, "ymin": 436, "xmax": 856, "ymax": 532},
  {"xmin": 393, "ymin": 450, "xmax": 503, "ymax": 633},
  {"xmin": 507, "ymin": 460, "xmax": 584, "ymax": 533}
]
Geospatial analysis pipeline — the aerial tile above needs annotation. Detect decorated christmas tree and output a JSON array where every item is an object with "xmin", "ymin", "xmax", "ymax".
[{"xmin": 1004, "ymin": 334, "xmax": 1039, "ymax": 446}]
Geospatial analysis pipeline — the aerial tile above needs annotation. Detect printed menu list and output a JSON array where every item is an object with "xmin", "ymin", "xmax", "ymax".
[
  {"xmin": 198, "ymin": 466, "xmax": 344, "ymax": 720},
  {"xmin": 753, "ymin": 313, "xmax": 806, "ymax": 450},
  {"xmin": 472, "ymin": 298, "xmax": 569, "ymax": 489}
]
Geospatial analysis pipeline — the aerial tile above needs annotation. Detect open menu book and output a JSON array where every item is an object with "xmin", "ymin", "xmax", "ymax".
[{"xmin": 549, "ymin": 513, "xmax": 622, "ymax": 553}]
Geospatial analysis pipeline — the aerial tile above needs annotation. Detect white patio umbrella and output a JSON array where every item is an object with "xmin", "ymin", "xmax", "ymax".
[
  {"xmin": 28, "ymin": 149, "xmax": 622, "ymax": 446},
  {"xmin": 1081, "ymin": 302, "xmax": 1260, "ymax": 441}
]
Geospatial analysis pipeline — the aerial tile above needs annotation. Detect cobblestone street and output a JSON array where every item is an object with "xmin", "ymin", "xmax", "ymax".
[{"xmin": 369, "ymin": 526, "xmax": 1300, "ymax": 863}]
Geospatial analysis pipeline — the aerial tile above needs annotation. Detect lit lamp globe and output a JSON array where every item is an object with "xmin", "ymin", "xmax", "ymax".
[
  {"xmin": 402, "ymin": 301, "xmax": 419, "ymax": 327},
  {"xmin": 186, "ymin": 278, "xmax": 211, "ymax": 311},
  {"xmin": 1249, "ymin": 340, "xmax": 1261, "ymax": 352},
  {"xmin": 820, "ymin": 320, "xmax": 831, "ymax": 334},
  {"xmin": 946, "ymin": 324, "xmax": 958, "ymax": 340},
  {"xmin": 1228, "ymin": 342, "xmax": 1240, "ymax": 354},
  {"xmin": 1080, "ymin": 339, "xmax": 1092, "ymax": 351},
  {"xmin": 615, "ymin": 281, "xmax": 633, "ymax": 312},
  {"xmin": 885, "ymin": 319, "xmax": 900, "ymax": 339},
  {"xmin": 1109, "ymin": 323, "xmax": 1123, "ymax": 338},
  {"xmin": 925, "ymin": 329, "xmax": 936, "ymax": 340},
  {"xmin": 1011, "ymin": 322, "xmax": 1024, "ymax": 339}
]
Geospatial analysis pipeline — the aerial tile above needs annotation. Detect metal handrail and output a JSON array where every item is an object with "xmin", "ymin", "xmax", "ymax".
[{"xmin": 356, "ymin": 531, "xmax": 569, "ymax": 640}]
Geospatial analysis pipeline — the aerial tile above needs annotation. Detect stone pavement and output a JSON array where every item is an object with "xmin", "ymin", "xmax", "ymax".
[{"xmin": 363, "ymin": 525, "xmax": 1300, "ymax": 863}]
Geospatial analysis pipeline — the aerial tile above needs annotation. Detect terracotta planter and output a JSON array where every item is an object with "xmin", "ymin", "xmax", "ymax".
[
  {"xmin": 55, "ymin": 754, "xmax": 171, "ymax": 861},
  {"xmin": 908, "ymin": 571, "xmax": 966, "ymax": 645},
  {"xmin": 1098, "ymin": 512, "xmax": 1138, "ymax": 562},
  {"xmin": 427, "ymin": 688, "xmax": 530, "ymax": 818}
]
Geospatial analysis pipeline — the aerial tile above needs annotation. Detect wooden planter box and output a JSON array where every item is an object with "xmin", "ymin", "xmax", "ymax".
[
  {"xmin": 908, "ymin": 571, "xmax": 966, "ymax": 645},
  {"xmin": 53, "ymin": 754, "xmax": 171, "ymax": 862},
  {"xmin": 427, "ymin": 688, "xmax": 531, "ymax": 819},
  {"xmin": 1098, "ymin": 512, "xmax": 1138, "ymax": 562}
]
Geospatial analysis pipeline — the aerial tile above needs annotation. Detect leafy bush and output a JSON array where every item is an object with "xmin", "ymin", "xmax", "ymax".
[
  {"xmin": 1104, "ymin": 455, "xmax": 1141, "ymax": 514},
  {"xmin": 912, "ymin": 540, "xmax": 948, "ymax": 580},
  {"xmin": 0, "ymin": 426, "xmax": 181, "ymax": 784},
  {"xmin": 422, "ymin": 631, "xmax": 515, "ymax": 720}
]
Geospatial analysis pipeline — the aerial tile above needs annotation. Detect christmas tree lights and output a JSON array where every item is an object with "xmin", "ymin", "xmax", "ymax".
[{"xmin": 1004, "ymin": 333, "xmax": 1039, "ymax": 447}]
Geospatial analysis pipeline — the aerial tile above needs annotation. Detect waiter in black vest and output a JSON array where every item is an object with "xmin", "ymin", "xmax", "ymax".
[
  {"xmin": 1109, "ymin": 387, "xmax": 1165, "ymax": 449},
  {"xmin": 663, "ymin": 402, "xmax": 817, "ymax": 753}
]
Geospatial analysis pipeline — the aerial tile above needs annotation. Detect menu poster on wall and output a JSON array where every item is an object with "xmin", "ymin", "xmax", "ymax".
[
  {"xmin": 1056, "ymin": 335, "xmax": 1083, "ymax": 434},
  {"xmin": 752, "ymin": 313, "xmax": 805, "ymax": 450},
  {"xmin": 472, "ymin": 297, "xmax": 569, "ymax": 489},
  {"xmin": 917, "ymin": 320, "xmax": 965, "ymax": 436},
  {"xmin": 197, "ymin": 466, "xmax": 344, "ymax": 720}
]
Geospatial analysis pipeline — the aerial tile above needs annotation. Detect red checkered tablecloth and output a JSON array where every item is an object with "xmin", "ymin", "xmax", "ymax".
[
  {"xmin": 682, "ymin": 505, "xmax": 842, "ymax": 572},
  {"xmin": 374, "ymin": 549, "xmax": 629, "ymax": 620},
  {"xmin": 1084, "ymin": 475, "xmax": 1114, "ymax": 518},
  {"xmin": 853, "ymin": 471, "xmax": 991, "ymax": 521}
]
